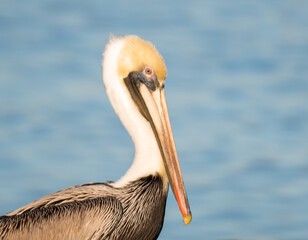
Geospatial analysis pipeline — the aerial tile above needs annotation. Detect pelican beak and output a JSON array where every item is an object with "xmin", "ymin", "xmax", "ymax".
[{"xmin": 124, "ymin": 72, "xmax": 192, "ymax": 225}]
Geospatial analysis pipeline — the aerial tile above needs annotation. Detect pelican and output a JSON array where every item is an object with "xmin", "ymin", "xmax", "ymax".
[{"xmin": 0, "ymin": 35, "xmax": 191, "ymax": 240}]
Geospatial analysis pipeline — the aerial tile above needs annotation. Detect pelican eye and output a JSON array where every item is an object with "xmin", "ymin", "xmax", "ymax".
[{"xmin": 143, "ymin": 66, "xmax": 154, "ymax": 78}]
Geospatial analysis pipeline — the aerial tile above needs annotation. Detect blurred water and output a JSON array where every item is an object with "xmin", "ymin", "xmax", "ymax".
[{"xmin": 1, "ymin": 1, "xmax": 308, "ymax": 239}]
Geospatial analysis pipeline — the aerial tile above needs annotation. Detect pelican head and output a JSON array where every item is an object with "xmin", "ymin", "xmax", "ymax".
[{"xmin": 102, "ymin": 35, "xmax": 191, "ymax": 225}]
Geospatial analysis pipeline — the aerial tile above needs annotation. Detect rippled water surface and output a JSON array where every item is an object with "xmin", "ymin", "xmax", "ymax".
[{"xmin": 1, "ymin": 1, "xmax": 308, "ymax": 239}]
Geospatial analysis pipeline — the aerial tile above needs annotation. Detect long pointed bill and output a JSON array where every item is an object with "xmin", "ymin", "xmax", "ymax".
[{"xmin": 124, "ymin": 74, "xmax": 191, "ymax": 225}]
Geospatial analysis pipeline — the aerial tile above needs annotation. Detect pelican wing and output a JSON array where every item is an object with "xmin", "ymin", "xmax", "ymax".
[{"xmin": 0, "ymin": 196, "xmax": 123, "ymax": 240}]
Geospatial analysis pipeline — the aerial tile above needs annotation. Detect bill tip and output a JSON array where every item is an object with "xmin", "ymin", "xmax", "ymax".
[{"xmin": 183, "ymin": 214, "xmax": 192, "ymax": 225}]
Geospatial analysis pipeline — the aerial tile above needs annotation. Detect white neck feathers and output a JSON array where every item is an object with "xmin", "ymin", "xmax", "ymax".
[{"xmin": 102, "ymin": 36, "xmax": 166, "ymax": 187}]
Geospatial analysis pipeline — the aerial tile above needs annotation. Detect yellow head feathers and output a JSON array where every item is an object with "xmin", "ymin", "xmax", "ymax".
[{"xmin": 117, "ymin": 35, "xmax": 167, "ymax": 83}]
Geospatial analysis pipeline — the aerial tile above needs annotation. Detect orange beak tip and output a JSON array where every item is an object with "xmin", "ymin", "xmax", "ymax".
[{"xmin": 183, "ymin": 214, "xmax": 192, "ymax": 225}]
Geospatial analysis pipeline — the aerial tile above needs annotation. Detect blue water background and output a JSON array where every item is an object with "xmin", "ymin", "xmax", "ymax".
[{"xmin": 1, "ymin": 1, "xmax": 308, "ymax": 239}]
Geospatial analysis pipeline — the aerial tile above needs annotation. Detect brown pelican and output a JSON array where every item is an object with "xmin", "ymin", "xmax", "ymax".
[{"xmin": 0, "ymin": 35, "xmax": 191, "ymax": 240}]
